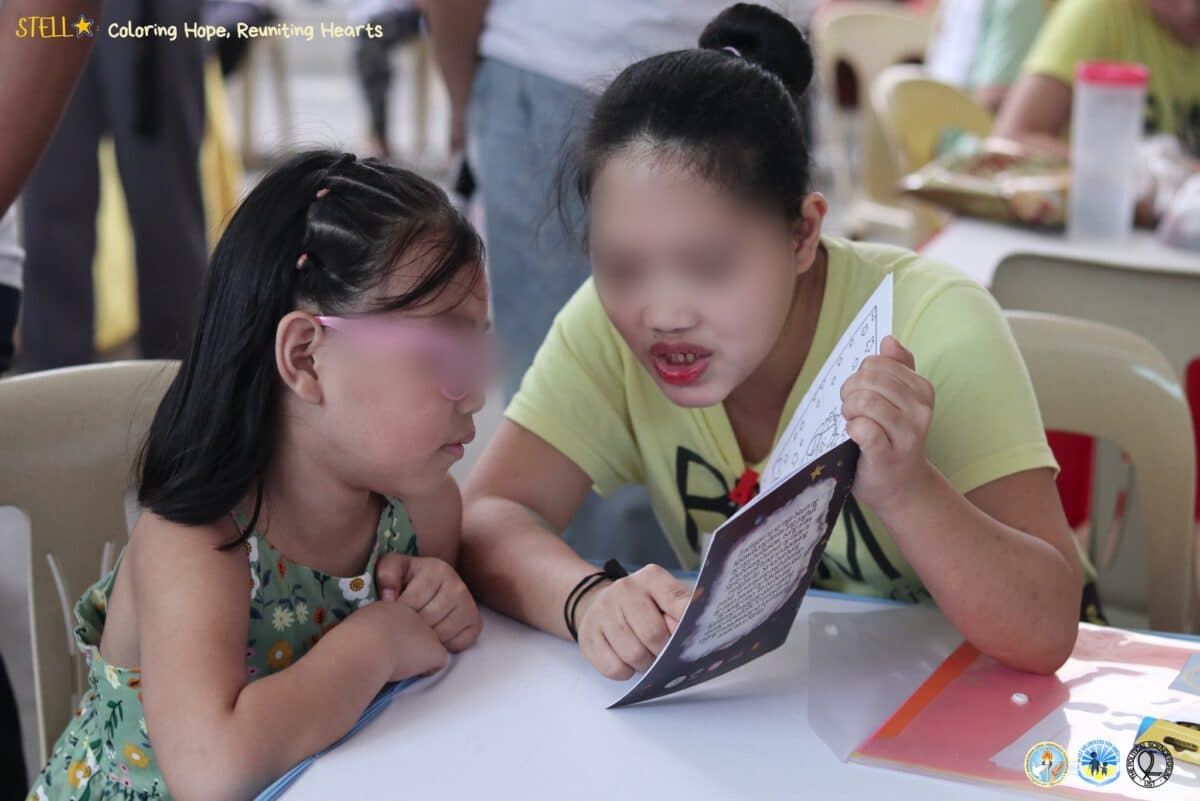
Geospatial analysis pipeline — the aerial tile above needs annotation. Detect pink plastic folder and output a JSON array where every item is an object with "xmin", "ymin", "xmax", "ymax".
[{"xmin": 853, "ymin": 625, "xmax": 1200, "ymax": 799}]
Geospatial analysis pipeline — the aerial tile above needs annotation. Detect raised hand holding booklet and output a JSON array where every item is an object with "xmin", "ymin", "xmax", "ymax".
[{"xmin": 611, "ymin": 274, "xmax": 894, "ymax": 708}]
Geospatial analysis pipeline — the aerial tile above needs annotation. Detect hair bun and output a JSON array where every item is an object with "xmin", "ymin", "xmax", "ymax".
[{"xmin": 699, "ymin": 3, "xmax": 814, "ymax": 100}]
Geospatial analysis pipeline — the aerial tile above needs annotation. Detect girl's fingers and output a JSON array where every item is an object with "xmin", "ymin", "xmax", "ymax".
[
  {"xmin": 420, "ymin": 592, "xmax": 457, "ymax": 630},
  {"xmin": 417, "ymin": 577, "xmax": 472, "ymax": 626},
  {"xmin": 443, "ymin": 619, "xmax": 482, "ymax": 653},
  {"xmin": 843, "ymin": 355, "xmax": 929, "ymax": 407},
  {"xmin": 590, "ymin": 628, "xmax": 635, "ymax": 680},
  {"xmin": 641, "ymin": 567, "xmax": 693, "ymax": 621},
  {"xmin": 842, "ymin": 388, "xmax": 906, "ymax": 439},
  {"xmin": 433, "ymin": 607, "xmax": 474, "ymax": 645},
  {"xmin": 398, "ymin": 568, "xmax": 442, "ymax": 612},
  {"xmin": 622, "ymin": 592, "xmax": 672, "ymax": 656},
  {"xmin": 604, "ymin": 611, "xmax": 657, "ymax": 672},
  {"xmin": 883, "ymin": 360, "xmax": 934, "ymax": 405},
  {"xmin": 880, "ymin": 336, "xmax": 916, "ymax": 370},
  {"xmin": 374, "ymin": 554, "xmax": 411, "ymax": 599},
  {"xmin": 845, "ymin": 414, "xmax": 892, "ymax": 454},
  {"xmin": 848, "ymin": 393, "xmax": 914, "ymax": 453},
  {"xmin": 851, "ymin": 367, "xmax": 911, "ymax": 408}
]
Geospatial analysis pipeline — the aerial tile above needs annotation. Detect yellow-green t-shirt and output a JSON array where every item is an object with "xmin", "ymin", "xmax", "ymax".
[
  {"xmin": 1023, "ymin": 0, "xmax": 1200, "ymax": 155},
  {"xmin": 506, "ymin": 236, "xmax": 1058, "ymax": 603}
]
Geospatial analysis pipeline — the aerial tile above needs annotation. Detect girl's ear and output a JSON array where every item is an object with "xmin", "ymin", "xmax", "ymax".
[
  {"xmin": 275, "ymin": 311, "xmax": 324, "ymax": 404},
  {"xmin": 791, "ymin": 192, "xmax": 828, "ymax": 275}
]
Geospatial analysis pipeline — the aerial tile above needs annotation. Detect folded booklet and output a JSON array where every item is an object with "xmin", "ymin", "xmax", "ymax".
[{"xmin": 611, "ymin": 274, "xmax": 894, "ymax": 708}]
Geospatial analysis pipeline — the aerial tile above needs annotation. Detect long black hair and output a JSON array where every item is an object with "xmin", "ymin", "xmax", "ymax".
[
  {"xmin": 562, "ymin": 3, "xmax": 814, "ymax": 231},
  {"xmin": 137, "ymin": 150, "xmax": 483, "ymax": 543}
]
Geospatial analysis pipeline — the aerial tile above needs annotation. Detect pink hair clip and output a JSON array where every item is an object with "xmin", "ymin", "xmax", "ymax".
[
  {"xmin": 296, "ymin": 253, "xmax": 309, "ymax": 270},
  {"xmin": 315, "ymin": 188, "xmax": 330, "ymax": 199}
]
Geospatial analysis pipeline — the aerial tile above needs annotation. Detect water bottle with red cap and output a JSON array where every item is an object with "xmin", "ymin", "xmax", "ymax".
[{"xmin": 1068, "ymin": 61, "xmax": 1149, "ymax": 239}]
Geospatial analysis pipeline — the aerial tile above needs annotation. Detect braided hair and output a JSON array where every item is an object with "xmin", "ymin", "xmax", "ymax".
[{"xmin": 137, "ymin": 149, "xmax": 483, "ymax": 544}]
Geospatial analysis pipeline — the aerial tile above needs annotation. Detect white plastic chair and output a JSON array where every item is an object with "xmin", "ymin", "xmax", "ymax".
[
  {"xmin": 994, "ymin": 252, "xmax": 1200, "ymax": 628},
  {"xmin": 870, "ymin": 63, "xmax": 993, "ymax": 176},
  {"xmin": 812, "ymin": 3, "xmax": 932, "ymax": 240},
  {"xmin": 870, "ymin": 64, "xmax": 994, "ymax": 242},
  {"xmin": 1006, "ymin": 311, "xmax": 1196, "ymax": 633},
  {"xmin": 0, "ymin": 361, "xmax": 177, "ymax": 763}
]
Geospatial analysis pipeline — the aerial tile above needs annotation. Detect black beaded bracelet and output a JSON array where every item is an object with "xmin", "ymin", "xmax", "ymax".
[{"xmin": 564, "ymin": 559, "xmax": 629, "ymax": 642}]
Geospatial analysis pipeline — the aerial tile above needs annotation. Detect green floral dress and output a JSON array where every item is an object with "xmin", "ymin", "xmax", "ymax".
[{"xmin": 29, "ymin": 497, "xmax": 419, "ymax": 801}]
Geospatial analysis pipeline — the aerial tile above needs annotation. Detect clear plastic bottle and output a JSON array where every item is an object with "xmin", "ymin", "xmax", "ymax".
[{"xmin": 1068, "ymin": 61, "xmax": 1149, "ymax": 240}]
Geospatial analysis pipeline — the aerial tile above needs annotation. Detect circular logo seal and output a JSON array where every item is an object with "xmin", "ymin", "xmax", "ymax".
[
  {"xmin": 1025, "ymin": 741, "xmax": 1069, "ymax": 787},
  {"xmin": 1077, "ymin": 740, "xmax": 1121, "ymax": 785},
  {"xmin": 1127, "ymin": 741, "xmax": 1174, "ymax": 789}
]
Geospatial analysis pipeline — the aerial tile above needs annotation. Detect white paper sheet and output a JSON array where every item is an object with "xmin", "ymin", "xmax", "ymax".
[{"xmin": 757, "ymin": 273, "xmax": 894, "ymax": 498}]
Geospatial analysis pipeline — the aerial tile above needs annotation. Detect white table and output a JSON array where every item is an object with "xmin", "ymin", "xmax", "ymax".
[
  {"xmin": 280, "ymin": 593, "xmax": 1032, "ymax": 801},
  {"xmin": 920, "ymin": 217, "xmax": 1200, "ymax": 288}
]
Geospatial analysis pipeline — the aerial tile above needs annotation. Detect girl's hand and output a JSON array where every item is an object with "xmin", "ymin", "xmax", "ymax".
[
  {"xmin": 840, "ymin": 336, "xmax": 938, "ymax": 514},
  {"xmin": 575, "ymin": 565, "xmax": 691, "ymax": 680},
  {"xmin": 347, "ymin": 597, "xmax": 448, "ymax": 683},
  {"xmin": 376, "ymin": 554, "xmax": 482, "ymax": 653}
]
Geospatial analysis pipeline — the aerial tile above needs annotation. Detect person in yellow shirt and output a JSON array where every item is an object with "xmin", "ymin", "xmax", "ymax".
[
  {"xmin": 462, "ymin": 4, "xmax": 1085, "ymax": 682},
  {"xmin": 996, "ymin": 0, "xmax": 1200, "ymax": 157}
]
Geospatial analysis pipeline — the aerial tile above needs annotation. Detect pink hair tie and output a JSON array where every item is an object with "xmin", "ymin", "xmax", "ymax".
[
  {"xmin": 315, "ymin": 188, "xmax": 330, "ymax": 198},
  {"xmin": 296, "ymin": 253, "xmax": 309, "ymax": 270}
]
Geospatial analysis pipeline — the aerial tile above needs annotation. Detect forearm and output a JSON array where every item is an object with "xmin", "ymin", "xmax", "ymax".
[
  {"xmin": 423, "ymin": 0, "xmax": 489, "ymax": 112},
  {"xmin": 461, "ymin": 495, "xmax": 599, "ymax": 639},
  {"xmin": 159, "ymin": 625, "xmax": 393, "ymax": 800},
  {"xmin": 0, "ymin": 0, "xmax": 104, "ymax": 211},
  {"xmin": 992, "ymin": 75, "xmax": 1073, "ymax": 160},
  {"xmin": 973, "ymin": 85, "xmax": 1009, "ymax": 114},
  {"xmin": 232, "ymin": 624, "xmax": 394, "ymax": 777},
  {"xmin": 998, "ymin": 130, "xmax": 1070, "ymax": 159},
  {"xmin": 879, "ymin": 465, "xmax": 1081, "ymax": 673}
]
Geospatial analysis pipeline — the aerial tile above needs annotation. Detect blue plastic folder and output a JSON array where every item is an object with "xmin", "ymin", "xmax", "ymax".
[{"xmin": 253, "ymin": 677, "xmax": 421, "ymax": 801}]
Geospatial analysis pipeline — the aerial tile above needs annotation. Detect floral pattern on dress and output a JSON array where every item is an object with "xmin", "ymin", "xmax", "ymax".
[{"xmin": 29, "ymin": 497, "xmax": 419, "ymax": 800}]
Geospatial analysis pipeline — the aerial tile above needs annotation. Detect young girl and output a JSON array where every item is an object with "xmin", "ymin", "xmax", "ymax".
[
  {"xmin": 461, "ymin": 4, "xmax": 1086, "ymax": 682},
  {"xmin": 30, "ymin": 150, "xmax": 488, "ymax": 800}
]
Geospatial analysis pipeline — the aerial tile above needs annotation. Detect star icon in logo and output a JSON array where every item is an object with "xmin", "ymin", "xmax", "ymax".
[
  {"xmin": 73, "ymin": 14, "xmax": 95, "ymax": 38},
  {"xmin": 810, "ymin": 464, "xmax": 824, "ymax": 480}
]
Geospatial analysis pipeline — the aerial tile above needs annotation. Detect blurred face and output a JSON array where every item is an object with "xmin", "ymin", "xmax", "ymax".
[
  {"xmin": 588, "ymin": 150, "xmax": 814, "ymax": 408},
  {"xmin": 301, "ymin": 263, "xmax": 490, "ymax": 497},
  {"xmin": 1147, "ymin": 0, "xmax": 1200, "ymax": 45}
]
